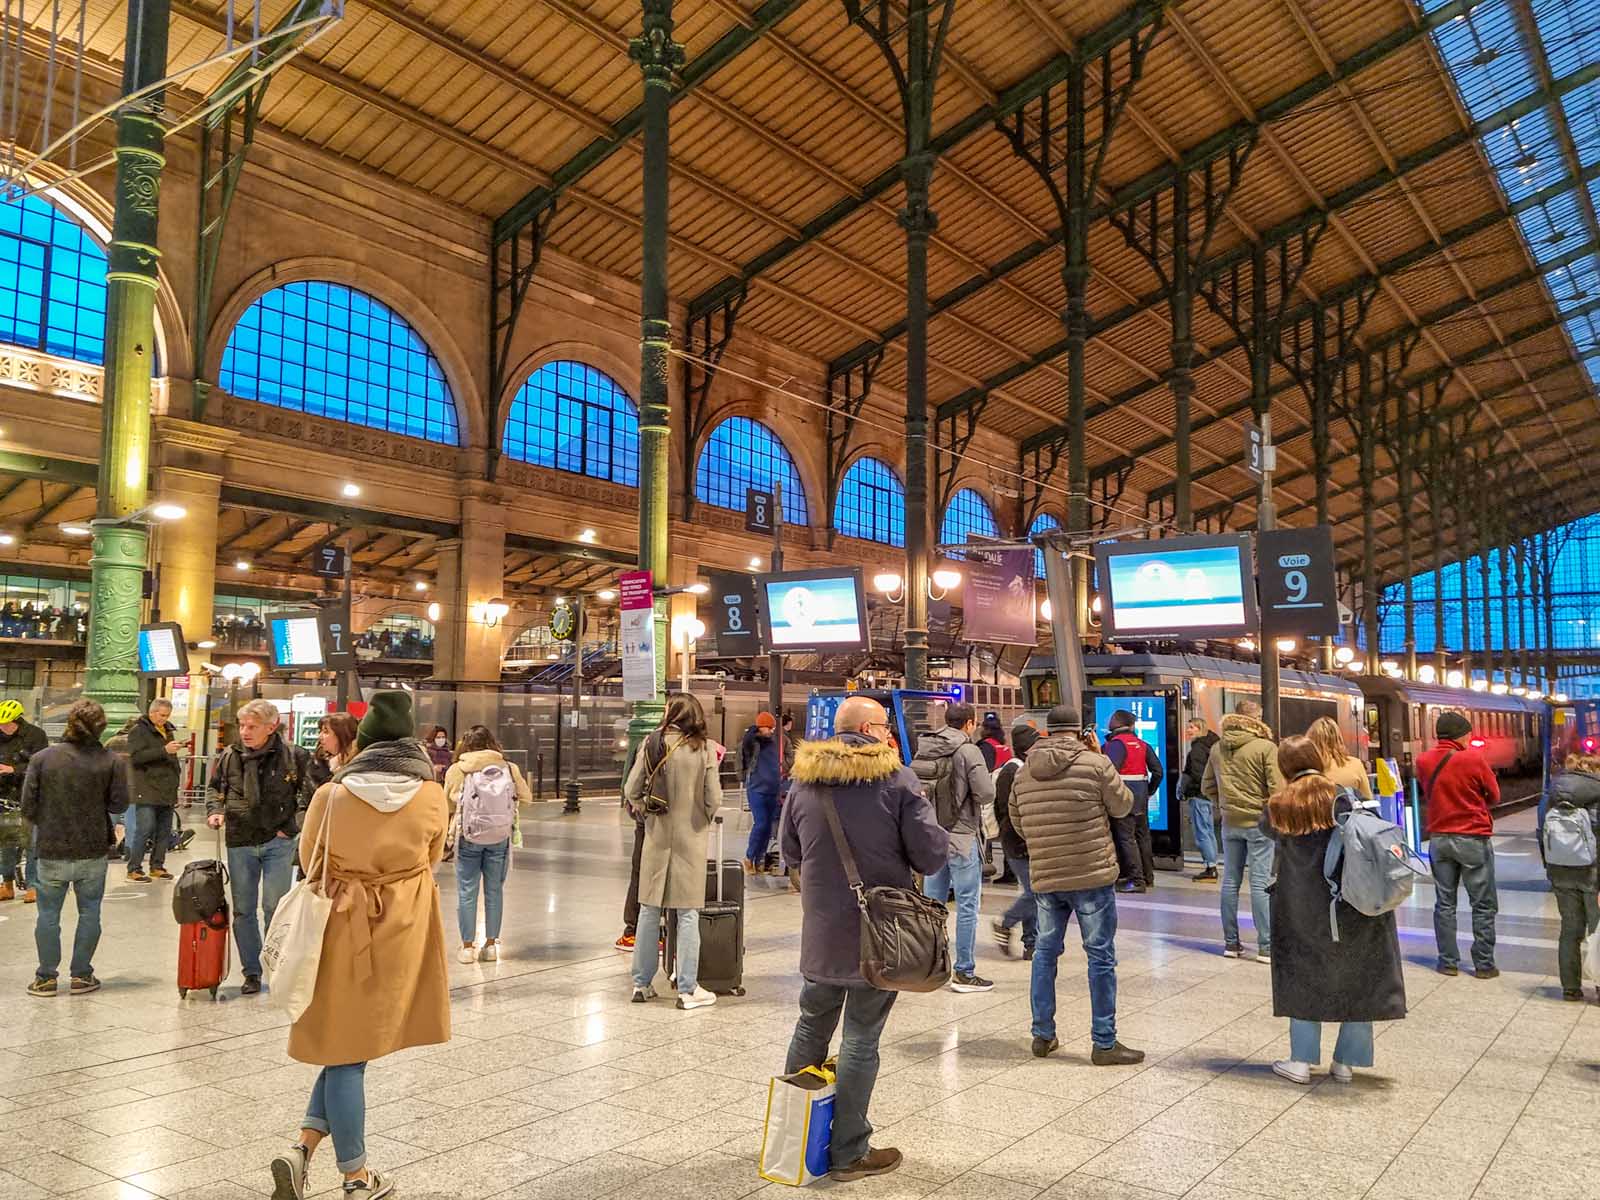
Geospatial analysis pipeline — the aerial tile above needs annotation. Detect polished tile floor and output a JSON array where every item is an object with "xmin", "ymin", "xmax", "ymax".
[{"xmin": 0, "ymin": 803, "xmax": 1592, "ymax": 1200}]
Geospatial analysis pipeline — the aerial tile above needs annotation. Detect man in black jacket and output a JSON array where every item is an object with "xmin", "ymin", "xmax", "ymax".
[
  {"xmin": 991, "ymin": 723, "xmax": 1040, "ymax": 958},
  {"xmin": 0, "ymin": 698, "xmax": 48, "ymax": 902},
  {"xmin": 125, "ymin": 698, "xmax": 183, "ymax": 882},
  {"xmin": 206, "ymin": 699, "xmax": 313, "ymax": 995},
  {"xmin": 21, "ymin": 700, "xmax": 127, "ymax": 995},
  {"xmin": 1178, "ymin": 718, "xmax": 1220, "ymax": 882}
]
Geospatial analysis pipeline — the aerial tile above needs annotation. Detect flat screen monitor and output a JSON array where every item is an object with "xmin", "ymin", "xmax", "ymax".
[
  {"xmin": 1094, "ymin": 694, "xmax": 1170, "ymax": 833},
  {"xmin": 268, "ymin": 611, "xmax": 326, "ymax": 670},
  {"xmin": 136, "ymin": 622, "xmax": 189, "ymax": 677},
  {"xmin": 1095, "ymin": 533, "xmax": 1257, "ymax": 641},
  {"xmin": 757, "ymin": 568, "xmax": 870, "ymax": 655}
]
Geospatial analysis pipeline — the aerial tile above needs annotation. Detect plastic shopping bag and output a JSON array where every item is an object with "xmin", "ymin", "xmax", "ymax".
[
  {"xmin": 758, "ymin": 1064, "xmax": 836, "ymax": 1186},
  {"xmin": 1585, "ymin": 918, "xmax": 1600, "ymax": 983},
  {"xmin": 262, "ymin": 799, "xmax": 335, "ymax": 1022}
]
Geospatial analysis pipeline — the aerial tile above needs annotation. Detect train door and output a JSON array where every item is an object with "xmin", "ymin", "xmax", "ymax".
[{"xmin": 1091, "ymin": 691, "xmax": 1181, "ymax": 858}]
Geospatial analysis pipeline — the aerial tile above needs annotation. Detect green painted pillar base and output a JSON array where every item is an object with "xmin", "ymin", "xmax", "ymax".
[{"xmin": 83, "ymin": 521, "xmax": 149, "ymax": 732}]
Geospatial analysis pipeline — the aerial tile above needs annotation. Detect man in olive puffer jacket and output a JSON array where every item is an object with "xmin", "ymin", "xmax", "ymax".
[
  {"xmin": 1202, "ymin": 701, "xmax": 1282, "ymax": 962},
  {"xmin": 1009, "ymin": 705, "xmax": 1142, "ymax": 1066}
]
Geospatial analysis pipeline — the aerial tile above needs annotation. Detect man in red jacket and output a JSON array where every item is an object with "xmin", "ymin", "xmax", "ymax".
[{"xmin": 1414, "ymin": 711, "xmax": 1501, "ymax": 979}]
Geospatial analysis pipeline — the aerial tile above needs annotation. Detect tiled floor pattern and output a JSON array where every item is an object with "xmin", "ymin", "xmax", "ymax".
[{"xmin": 0, "ymin": 808, "xmax": 1593, "ymax": 1200}]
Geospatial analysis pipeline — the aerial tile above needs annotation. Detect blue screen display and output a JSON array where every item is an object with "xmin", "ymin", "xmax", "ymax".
[
  {"xmin": 1104, "ymin": 543, "xmax": 1248, "ymax": 634},
  {"xmin": 763, "ymin": 575, "xmax": 865, "ymax": 650},
  {"xmin": 270, "ymin": 616, "xmax": 324, "ymax": 668},
  {"xmin": 1095, "ymin": 694, "xmax": 1169, "ymax": 832},
  {"xmin": 136, "ymin": 627, "xmax": 181, "ymax": 674}
]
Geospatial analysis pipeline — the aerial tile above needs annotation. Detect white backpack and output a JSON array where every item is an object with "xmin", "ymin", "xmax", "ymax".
[{"xmin": 459, "ymin": 763, "xmax": 517, "ymax": 846}]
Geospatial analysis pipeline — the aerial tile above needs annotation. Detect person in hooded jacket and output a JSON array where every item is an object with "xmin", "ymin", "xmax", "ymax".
[
  {"xmin": 1203, "ymin": 701, "xmax": 1282, "ymax": 962},
  {"xmin": 0, "ymin": 697, "xmax": 47, "ymax": 902},
  {"xmin": 443, "ymin": 725, "xmax": 532, "ymax": 965},
  {"xmin": 124, "ymin": 697, "xmax": 183, "ymax": 882},
  {"xmin": 1178, "ymin": 718, "xmax": 1220, "ymax": 882},
  {"xmin": 1538, "ymin": 753, "xmax": 1600, "ymax": 1001},
  {"xmin": 1103, "ymin": 709, "xmax": 1161, "ymax": 893},
  {"xmin": 269, "ymin": 690, "xmax": 448, "ymax": 1200},
  {"xmin": 1008, "ymin": 705, "xmax": 1142, "ymax": 1065},
  {"xmin": 991, "ymin": 722, "xmax": 1040, "ymax": 958},
  {"xmin": 1262, "ymin": 736, "xmax": 1406, "ymax": 1085}
]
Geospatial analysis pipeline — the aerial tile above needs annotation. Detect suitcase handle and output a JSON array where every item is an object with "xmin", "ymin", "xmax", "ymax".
[{"xmin": 713, "ymin": 814, "xmax": 724, "ymax": 904}]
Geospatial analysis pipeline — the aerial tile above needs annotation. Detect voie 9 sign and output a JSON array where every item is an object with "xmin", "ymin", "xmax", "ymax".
[{"xmin": 1257, "ymin": 525, "xmax": 1339, "ymax": 637}]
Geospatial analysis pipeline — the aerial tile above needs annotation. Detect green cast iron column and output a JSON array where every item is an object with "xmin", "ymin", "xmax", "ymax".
[
  {"xmin": 84, "ymin": 0, "xmax": 171, "ymax": 731},
  {"xmin": 1169, "ymin": 173, "xmax": 1195, "ymax": 532},
  {"xmin": 1064, "ymin": 59, "xmax": 1090, "ymax": 627},
  {"xmin": 627, "ymin": 0, "xmax": 683, "ymax": 753}
]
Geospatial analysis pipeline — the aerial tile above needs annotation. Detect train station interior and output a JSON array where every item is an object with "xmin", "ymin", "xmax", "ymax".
[{"xmin": 1, "ymin": 0, "xmax": 1599, "ymax": 1197}]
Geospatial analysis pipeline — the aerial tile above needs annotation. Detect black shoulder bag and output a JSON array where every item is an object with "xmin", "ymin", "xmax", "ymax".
[
  {"xmin": 818, "ymin": 791, "xmax": 951, "ymax": 993},
  {"xmin": 1424, "ymin": 750, "xmax": 1456, "ymax": 797}
]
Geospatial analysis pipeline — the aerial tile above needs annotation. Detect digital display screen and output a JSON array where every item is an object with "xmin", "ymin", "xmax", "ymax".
[
  {"xmin": 1096, "ymin": 534, "xmax": 1256, "ymax": 640},
  {"xmin": 269, "ymin": 614, "xmax": 326, "ymax": 669},
  {"xmin": 758, "ymin": 569, "xmax": 869, "ymax": 654},
  {"xmin": 136, "ymin": 623, "xmax": 188, "ymax": 677},
  {"xmin": 1095, "ymin": 694, "xmax": 1169, "ymax": 832}
]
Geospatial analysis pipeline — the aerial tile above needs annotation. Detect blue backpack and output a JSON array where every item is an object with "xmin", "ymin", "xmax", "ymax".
[{"xmin": 1322, "ymin": 790, "xmax": 1429, "ymax": 941}]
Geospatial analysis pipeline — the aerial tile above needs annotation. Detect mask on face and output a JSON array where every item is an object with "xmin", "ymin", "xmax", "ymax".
[{"xmin": 434, "ymin": 736, "xmax": 447, "ymax": 747}]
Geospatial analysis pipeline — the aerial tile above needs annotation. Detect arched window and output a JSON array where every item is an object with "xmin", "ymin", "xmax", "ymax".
[
  {"xmin": 1029, "ymin": 512, "xmax": 1061, "ymax": 579},
  {"xmin": 834, "ymin": 457, "xmax": 905, "ymax": 547},
  {"xmin": 220, "ymin": 281, "xmax": 459, "ymax": 445},
  {"xmin": 941, "ymin": 487, "xmax": 999, "ymax": 549},
  {"xmin": 1, "ymin": 191, "xmax": 108, "ymax": 364},
  {"xmin": 503, "ymin": 360, "xmax": 639, "ymax": 485},
  {"xmin": 695, "ymin": 416, "xmax": 809, "ymax": 526}
]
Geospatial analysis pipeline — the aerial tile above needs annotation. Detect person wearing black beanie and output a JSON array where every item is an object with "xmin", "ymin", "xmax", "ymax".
[
  {"xmin": 1414, "ymin": 709, "xmax": 1501, "ymax": 978},
  {"xmin": 991, "ymin": 724, "xmax": 1042, "ymax": 959}
]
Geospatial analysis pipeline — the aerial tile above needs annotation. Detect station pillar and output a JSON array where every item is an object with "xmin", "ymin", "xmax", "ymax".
[{"xmin": 433, "ymin": 487, "xmax": 507, "ymax": 729}]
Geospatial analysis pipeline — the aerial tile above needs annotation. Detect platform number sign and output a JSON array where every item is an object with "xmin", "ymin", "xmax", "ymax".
[
  {"xmin": 744, "ymin": 488, "xmax": 774, "ymax": 534},
  {"xmin": 318, "ymin": 605, "xmax": 356, "ymax": 670},
  {"xmin": 312, "ymin": 545, "xmax": 348, "ymax": 579},
  {"xmin": 704, "ymin": 570, "xmax": 764, "ymax": 657},
  {"xmin": 1258, "ymin": 525, "xmax": 1339, "ymax": 637}
]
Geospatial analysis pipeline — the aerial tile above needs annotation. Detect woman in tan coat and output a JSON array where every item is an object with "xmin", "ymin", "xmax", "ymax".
[
  {"xmin": 1307, "ymin": 717, "xmax": 1374, "ymax": 803},
  {"xmin": 622, "ymin": 692, "xmax": 722, "ymax": 1010},
  {"xmin": 269, "ymin": 691, "xmax": 448, "ymax": 1200}
]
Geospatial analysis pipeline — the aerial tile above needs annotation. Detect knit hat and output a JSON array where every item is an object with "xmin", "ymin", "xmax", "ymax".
[
  {"xmin": 1436, "ymin": 711, "xmax": 1472, "ymax": 742},
  {"xmin": 1045, "ymin": 704, "xmax": 1082, "ymax": 733},
  {"xmin": 1108, "ymin": 709, "xmax": 1137, "ymax": 732},
  {"xmin": 1011, "ymin": 723, "xmax": 1041, "ymax": 758},
  {"xmin": 357, "ymin": 690, "xmax": 415, "ymax": 749},
  {"xmin": 755, "ymin": 712, "xmax": 776, "ymax": 731}
]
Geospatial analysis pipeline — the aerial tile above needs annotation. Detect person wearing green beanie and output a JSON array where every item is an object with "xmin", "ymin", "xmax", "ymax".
[{"xmin": 356, "ymin": 689, "xmax": 416, "ymax": 750}]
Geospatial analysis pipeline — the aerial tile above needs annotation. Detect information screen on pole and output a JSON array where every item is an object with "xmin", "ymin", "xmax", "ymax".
[
  {"xmin": 757, "ymin": 567, "xmax": 870, "ymax": 654},
  {"xmin": 1095, "ymin": 533, "xmax": 1257, "ymax": 641},
  {"xmin": 136, "ymin": 622, "xmax": 189, "ymax": 677},
  {"xmin": 268, "ymin": 612, "xmax": 326, "ymax": 670}
]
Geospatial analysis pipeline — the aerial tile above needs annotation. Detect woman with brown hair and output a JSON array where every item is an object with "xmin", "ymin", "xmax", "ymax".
[
  {"xmin": 309, "ymin": 713, "xmax": 360, "ymax": 792},
  {"xmin": 1305, "ymin": 716, "xmax": 1373, "ymax": 803},
  {"xmin": 622, "ymin": 692, "xmax": 722, "ymax": 1009},
  {"xmin": 1540, "ymin": 752, "xmax": 1600, "ymax": 1001},
  {"xmin": 1263, "ymin": 735, "xmax": 1405, "ymax": 1085}
]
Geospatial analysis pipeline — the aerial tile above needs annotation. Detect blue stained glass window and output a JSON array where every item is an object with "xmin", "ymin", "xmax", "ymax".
[
  {"xmin": 220, "ymin": 281, "xmax": 459, "ymax": 445},
  {"xmin": 0, "ymin": 191, "xmax": 108, "ymax": 364},
  {"xmin": 835, "ymin": 457, "xmax": 905, "ymax": 546},
  {"xmin": 503, "ymin": 361, "xmax": 640, "ymax": 485},
  {"xmin": 941, "ymin": 487, "xmax": 999, "ymax": 549},
  {"xmin": 1029, "ymin": 512, "xmax": 1062, "ymax": 579},
  {"xmin": 695, "ymin": 416, "xmax": 809, "ymax": 525}
]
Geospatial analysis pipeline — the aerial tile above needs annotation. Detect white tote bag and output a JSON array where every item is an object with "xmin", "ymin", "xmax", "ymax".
[
  {"xmin": 758, "ymin": 1064, "xmax": 836, "ymax": 1187},
  {"xmin": 262, "ymin": 795, "xmax": 335, "ymax": 1022},
  {"xmin": 1584, "ymin": 918, "xmax": 1600, "ymax": 984}
]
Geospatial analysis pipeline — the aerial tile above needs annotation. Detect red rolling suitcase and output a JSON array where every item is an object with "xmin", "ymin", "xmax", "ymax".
[{"xmin": 178, "ymin": 912, "xmax": 230, "ymax": 1000}]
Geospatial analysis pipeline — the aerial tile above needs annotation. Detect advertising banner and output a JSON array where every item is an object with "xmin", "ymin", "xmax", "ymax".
[
  {"xmin": 619, "ymin": 570, "xmax": 657, "ymax": 702},
  {"xmin": 961, "ymin": 548, "xmax": 1038, "ymax": 646},
  {"xmin": 1094, "ymin": 694, "xmax": 1170, "ymax": 832}
]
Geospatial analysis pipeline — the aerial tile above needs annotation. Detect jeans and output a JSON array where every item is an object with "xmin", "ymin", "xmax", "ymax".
[
  {"xmin": 303, "ymin": 1062, "xmax": 368, "ymax": 1174},
  {"xmin": 456, "ymin": 838, "xmax": 510, "ymax": 943},
  {"xmin": 228, "ymin": 835, "xmax": 297, "ymax": 978},
  {"xmin": 1031, "ymin": 886, "xmax": 1119, "ymax": 1048},
  {"xmin": 1553, "ymin": 886, "xmax": 1598, "ymax": 992},
  {"xmin": 632, "ymin": 903, "xmax": 700, "ymax": 993},
  {"xmin": 922, "ymin": 838, "xmax": 982, "ymax": 975},
  {"xmin": 126, "ymin": 805, "xmax": 174, "ymax": 873},
  {"xmin": 0, "ymin": 832, "xmax": 38, "ymax": 888},
  {"xmin": 999, "ymin": 855, "xmax": 1038, "ymax": 951},
  {"xmin": 1221, "ymin": 824, "xmax": 1274, "ymax": 954},
  {"xmin": 1288, "ymin": 1019, "xmax": 1373, "ymax": 1068},
  {"xmin": 1188, "ymin": 793, "xmax": 1219, "ymax": 867},
  {"xmin": 1429, "ymin": 832, "xmax": 1497, "ymax": 971},
  {"xmin": 746, "ymin": 788, "xmax": 779, "ymax": 864},
  {"xmin": 623, "ymin": 818, "xmax": 645, "ymax": 935},
  {"xmin": 34, "ymin": 858, "xmax": 107, "ymax": 980},
  {"xmin": 785, "ymin": 980, "xmax": 897, "ymax": 1169}
]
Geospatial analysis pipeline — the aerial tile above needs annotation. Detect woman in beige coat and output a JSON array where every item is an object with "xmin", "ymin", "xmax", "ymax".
[
  {"xmin": 269, "ymin": 691, "xmax": 448, "ymax": 1200},
  {"xmin": 622, "ymin": 692, "xmax": 722, "ymax": 1010},
  {"xmin": 1307, "ymin": 717, "xmax": 1374, "ymax": 803}
]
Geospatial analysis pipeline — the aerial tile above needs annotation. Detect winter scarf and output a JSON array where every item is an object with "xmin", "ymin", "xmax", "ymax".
[{"xmin": 333, "ymin": 738, "xmax": 435, "ymax": 784}]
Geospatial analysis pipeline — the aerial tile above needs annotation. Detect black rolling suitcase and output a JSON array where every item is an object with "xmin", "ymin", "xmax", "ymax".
[{"xmin": 665, "ymin": 814, "xmax": 745, "ymax": 996}]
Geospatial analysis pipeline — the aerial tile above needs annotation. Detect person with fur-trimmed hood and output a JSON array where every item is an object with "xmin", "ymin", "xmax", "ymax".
[
  {"xmin": 778, "ymin": 696, "xmax": 948, "ymax": 1184},
  {"xmin": 1202, "ymin": 701, "xmax": 1283, "ymax": 962}
]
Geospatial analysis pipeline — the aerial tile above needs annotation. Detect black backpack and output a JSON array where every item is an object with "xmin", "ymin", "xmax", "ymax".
[
  {"xmin": 913, "ymin": 753, "xmax": 963, "ymax": 831},
  {"xmin": 172, "ymin": 857, "xmax": 229, "ymax": 925}
]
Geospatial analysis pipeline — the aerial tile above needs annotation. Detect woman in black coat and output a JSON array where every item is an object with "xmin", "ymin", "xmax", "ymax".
[{"xmin": 1263, "ymin": 736, "xmax": 1406, "ymax": 1086}]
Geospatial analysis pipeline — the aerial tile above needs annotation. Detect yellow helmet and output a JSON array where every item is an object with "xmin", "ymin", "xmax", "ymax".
[{"xmin": 0, "ymin": 700, "xmax": 23, "ymax": 723}]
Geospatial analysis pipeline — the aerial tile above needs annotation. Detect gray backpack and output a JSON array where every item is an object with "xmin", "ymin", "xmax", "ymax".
[
  {"xmin": 1543, "ymin": 802, "xmax": 1597, "ymax": 868},
  {"xmin": 1322, "ymin": 791, "xmax": 1429, "ymax": 941}
]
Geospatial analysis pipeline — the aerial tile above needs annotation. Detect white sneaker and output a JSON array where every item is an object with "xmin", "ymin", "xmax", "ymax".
[
  {"xmin": 270, "ymin": 1144, "xmax": 309, "ymax": 1200},
  {"xmin": 676, "ymin": 986, "xmax": 717, "ymax": 1010},
  {"xmin": 456, "ymin": 945, "xmax": 477, "ymax": 964},
  {"xmin": 1272, "ymin": 1060, "xmax": 1312, "ymax": 1085},
  {"xmin": 479, "ymin": 941, "xmax": 500, "ymax": 963},
  {"xmin": 1256, "ymin": 950, "xmax": 1272, "ymax": 964},
  {"xmin": 1329, "ymin": 1061, "xmax": 1354, "ymax": 1084}
]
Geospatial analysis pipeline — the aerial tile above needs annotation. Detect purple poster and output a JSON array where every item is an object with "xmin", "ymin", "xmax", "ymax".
[{"xmin": 961, "ymin": 547, "xmax": 1038, "ymax": 646}]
